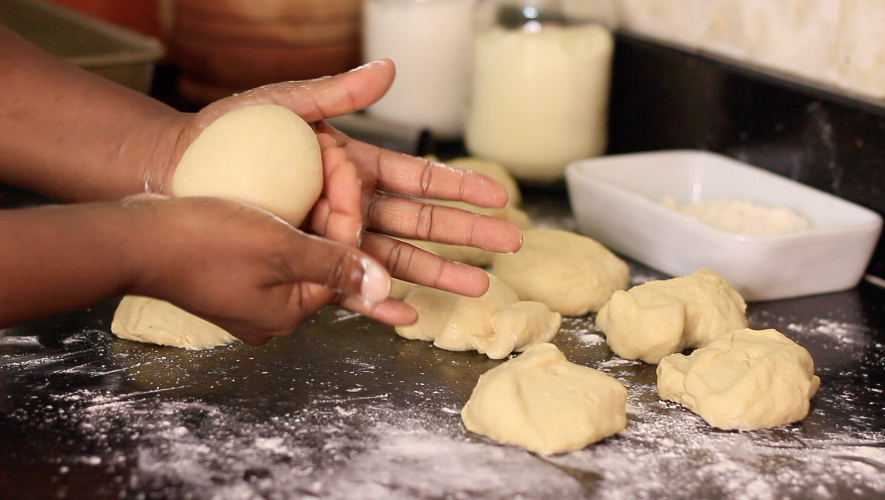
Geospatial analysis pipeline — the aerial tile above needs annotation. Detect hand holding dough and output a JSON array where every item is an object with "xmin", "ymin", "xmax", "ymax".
[
  {"xmin": 657, "ymin": 328, "xmax": 820, "ymax": 430},
  {"xmin": 493, "ymin": 228, "xmax": 629, "ymax": 316},
  {"xmin": 462, "ymin": 343, "xmax": 627, "ymax": 454},
  {"xmin": 395, "ymin": 274, "xmax": 561, "ymax": 359},
  {"xmin": 596, "ymin": 268, "xmax": 748, "ymax": 364},
  {"xmin": 112, "ymin": 105, "xmax": 324, "ymax": 350},
  {"xmin": 404, "ymin": 157, "xmax": 531, "ymax": 267}
]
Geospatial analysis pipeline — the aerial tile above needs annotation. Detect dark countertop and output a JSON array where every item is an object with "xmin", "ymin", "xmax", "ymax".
[{"xmin": 2, "ymin": 186, "xmax": 884, "ymax": 500}]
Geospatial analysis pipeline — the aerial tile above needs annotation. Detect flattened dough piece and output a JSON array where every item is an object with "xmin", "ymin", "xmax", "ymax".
[
  {"xmin": 111, "ymin": 296, "xmax": 237, "ymax": 350},
  {"xmin": 492, "ymin": 228, "xmax": 629, "ymax": 316},
  {"xmin": 462, "ymin": 343, "xmax": 627, "ymax": 454},
  {"xmin": 657, "ymin": 328, "xmax": 821, "ymax": 430},
  {"xmin": 596, "ymin": 268, "xmax": 748, "ymax": 364},
  {"xmin": 114, "ymin": 104, "xmax": 323, "ymax": 350},
  {"xmin": 172, "ymin": 104, "xmax": 323, "ymax": 226},
  {"xmin": 395, "ymin": 274, "xmax": 561, "ymax": 358}
]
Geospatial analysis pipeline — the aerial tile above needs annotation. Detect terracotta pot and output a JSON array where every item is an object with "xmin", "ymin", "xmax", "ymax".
[{"xmin": 169, "ymin": 0, "xmax": 362, "ymax": 104}]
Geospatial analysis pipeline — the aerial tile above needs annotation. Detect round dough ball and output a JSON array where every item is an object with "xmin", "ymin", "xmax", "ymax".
[
  {"xmin": 657, "ymin": 328, "xmax": 820, "ymax": 430},
  {"xmin": 462, "ymin": 342, "xmax": 627, "ymax": 454},
  {"xmin": 492, "ymin": 228, "xmax": 629, "ymax": 316},
  {"xmin": 596, "ymin": 268, "xmax": 748, "ymax": 364},
  {"xmin": 172, "ymin": 104, "xmax": 323, "ymax": 227},
  {"xmin": 111, "ymin": 296, "xmax": 237, "ymax": 350}
]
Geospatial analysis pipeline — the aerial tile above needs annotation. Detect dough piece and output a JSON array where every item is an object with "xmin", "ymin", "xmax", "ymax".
[
  {"xmin": 462, "ymin": 342, "xmax": 627, "ymax": 454},
  {"xmin": 492, "ymin": 228, "xmax": 629, "ymax": 316},
  {"xmin": 596, "ymin": 268, "xmax": 748, "ymax": 364},
  {"xmin": 389, "ymin": 278, "xmax": 414, "ymax": 300},
  {"xmin": 111, "ymin": 296, "xmax": 237, "ymax": 350},
  {"xmin": 476, "ymin": 302, "xmax": 563, "ymax": 359},
  {"xmin": 172, "ymin": 104, "xmax": 323, "ymax": 227},
  {"xmin": 657, "ymin": 328, "xmax": 821, "ymax": 430},
  {"xmin": 114, "ymin": 105, "xmax": 323, "ymax": 350},
  {"xmin": 395, "ymin": 274, "xmax": 561, "ymax": 358}
]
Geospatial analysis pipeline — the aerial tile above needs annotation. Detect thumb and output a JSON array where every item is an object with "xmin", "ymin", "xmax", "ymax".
[
  {"xmin": 201, "ymin": 59, "xmax": 397, "ymax": 125},
  {"xmin": 282, "ymin": 232, "xmax": 391, "ymax": 306}
]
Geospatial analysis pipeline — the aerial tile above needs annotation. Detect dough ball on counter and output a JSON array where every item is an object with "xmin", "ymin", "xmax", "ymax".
[
  {"xmin": 172, "ymin": 104, "xmax": 323, "ymax": 227},
  {"xmin": 395, "ymin": 273, "xmax": 560, "ymax": 359},
  {"xmin": 114, "ymin": 104, "xmax": 323, "ymax": 350},
  {"xmin": 461, "ymin": 342, "xmax": 627, "ymax": 455},
  {"xmin": 492, "ymin": 228, "xmax": 629, "ymax": 316},
  {"xmin": 596, "ymin": 268, "xmax": 748, "ymax": 364},
  {"xmin": 657, "ymin": 328, "xmax": 820, "ymax": 430},
  {"xmin": 111, "ymin": 296, "xmax": 237, "ymax": 350}
]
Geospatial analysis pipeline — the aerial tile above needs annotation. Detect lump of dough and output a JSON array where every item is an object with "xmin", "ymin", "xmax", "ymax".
[
  {"xmin": 492, "ymin": 228, "xmax": 629, "ymax": 316},
  {"xmin": 657, "ymin": 328, "xmax": 821, "ymax": 430},
  {"xmin": 114, "ymin": 105, "xmax": 323, "ymax": 350},
  {"xmin": 596, "ymin": 268, "xmax": 748, "ymax": 364},
  {"xmin": 461, "ymin": 342, "xmax": 627, "ymax": 454},
  {"xmin": 395, "ymin": 274, "xmax": 561, "ymax": 359},
  {"xmin": 172, "ymin": 104, "xmax": 323, "ymax": 227},
  {"xmin": 111, "ymin": 296, "xmax": 237, "ymax": 350}
]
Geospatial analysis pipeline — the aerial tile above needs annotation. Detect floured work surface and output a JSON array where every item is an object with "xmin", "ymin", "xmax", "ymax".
[{"xmin": 1, "ymin": 191, "xmax": 885, "ymax": 500}]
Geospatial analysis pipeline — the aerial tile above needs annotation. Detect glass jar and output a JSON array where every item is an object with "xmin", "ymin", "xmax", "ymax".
[
  {"xmin": 464, "ymin": 0, "xmax": 614, "ymax": 182},
  {"xmin": 362, "ymin": 0, "xmax": 476, "ymax": 139}
]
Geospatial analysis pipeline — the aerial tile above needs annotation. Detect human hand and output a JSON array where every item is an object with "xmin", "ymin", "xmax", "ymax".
[{"xmin": 159, "ymin": 60, "xmax": 523, "ymax": 300}]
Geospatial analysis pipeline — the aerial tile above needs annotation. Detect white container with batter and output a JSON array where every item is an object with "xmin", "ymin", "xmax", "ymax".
[
  {"xmin": 465, "ymin": 0, "xmax": 614, "ymax": 182},
  {"xmin": 363, "ymin": 0, "xmax": 475, "ymax": 139}
]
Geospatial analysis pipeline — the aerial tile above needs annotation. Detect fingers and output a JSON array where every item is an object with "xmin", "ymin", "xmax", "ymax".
[
  {"xmin": 202, "ymin": 59, "xmax": 397, "ymax": 125},
  {"xmin": 316, "ymin": 123, "xmax": 510, "ymax": 208},
  {"xmin": 275, "ymin": 232, "xmax": 391, "ymax": 306},
  {"xmin": 309, "ymin": 133, "xmax": 363, "ymax": 244},
  {"xmin": 338, "ymin": 295, "xmax": 418, "ymax": 326},
  {"xmin": 360, "ymin": 233, "xmax": 492, "ymax": 298},
  {"xmin": 365, "ymin": 195, "xmax": 523, "ymax": 253}
]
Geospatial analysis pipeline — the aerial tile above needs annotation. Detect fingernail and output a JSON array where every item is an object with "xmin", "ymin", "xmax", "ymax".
[{"xmin": 360, "ymin": 257, "xmax": 390, "ymax": 305}]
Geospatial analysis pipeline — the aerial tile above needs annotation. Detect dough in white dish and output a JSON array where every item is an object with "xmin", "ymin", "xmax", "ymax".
[
  {"xmin": 461, "ymin": 342, "xmax": 627, "ymax": 454},
  {"xmin": 395, "ymin": 274, "xmax": 561, "ymax": 359},
  {"xmin": 111, "ymin": 296, "xmax": 237, "ymax": 350},
  {"xmin": 596, "ymin": 268, "xmax": 748, "ymax": 364},
  {"xmin": 492, "ymin": 228, "xmax": 629, "ymax": 316},
  {"xmin": 113, "ymin": 104, "xmax": 324, "ymax": 350},
  {"xmin": 657, "ymin": 328, "xmax": 820, "ymax": 430}
]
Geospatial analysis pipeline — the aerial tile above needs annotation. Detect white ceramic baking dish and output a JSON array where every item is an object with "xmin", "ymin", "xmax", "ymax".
[{"xmin": 565, "ymin": 150, "xmax": 883, "ymax": 301}]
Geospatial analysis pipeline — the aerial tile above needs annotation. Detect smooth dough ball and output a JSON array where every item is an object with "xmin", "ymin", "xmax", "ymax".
[
  {"xmin": 461, "ymin": 342, "xmax": 627, "ymax": 454},
  {"xmin": 492, "ymin": 228, "xmax": 629, "ymax": 316},
  {"xmin": 172, "ymin": 104, "xmax": 323, "ymax": 227},
  {"xmin": 596, "ymin": 268, "xmax": 748, "ymax": 364},
  {"xmin": 657, "ymin": 328, "xmax": 821, "ymax": 430},
  {"xmin": 111, "ymin": 296, "xmax": 237, "ymax": 350},
  {"xmin": 395, "ymin": 274, "xmax": 561, "ymax": 359},
  {"xmin": 114, "ymin": 105, "xmax": 323, "ymax": 350}
]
